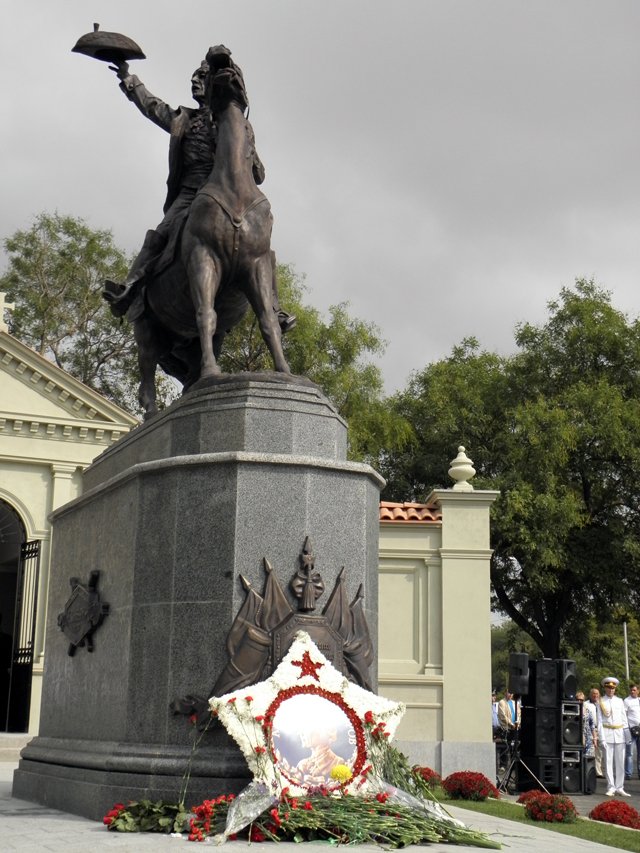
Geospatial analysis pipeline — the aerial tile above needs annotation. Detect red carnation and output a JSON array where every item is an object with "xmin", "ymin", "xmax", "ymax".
[
  {"xmin": 250, "ymin": 825, "xmax": 266, "ymax": 842},
  {"xmin": 270, "ymin": 807, "xmax": 282, "ymax": 827}
]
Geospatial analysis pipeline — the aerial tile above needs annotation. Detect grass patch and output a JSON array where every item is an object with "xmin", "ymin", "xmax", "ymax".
[{"xmin": 440, "ymin": 796, "xmax": 640, "ymax": 852}]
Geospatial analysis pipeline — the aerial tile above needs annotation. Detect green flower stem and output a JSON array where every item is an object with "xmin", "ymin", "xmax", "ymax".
[
  {"xmin": 253, "ymin": 796, "xmax": 501, "ymax": 849},
  {"xmin": 178, "ymin": 715, "xmax": 214, "ymax": 807}
]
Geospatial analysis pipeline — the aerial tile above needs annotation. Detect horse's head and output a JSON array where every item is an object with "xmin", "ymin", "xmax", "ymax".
[
  {"xmin": 205, "ymin": 45, "xmax": 249, "ymax": 113},
  {"xmin": 206, "ymin": 44, "xmax": 233, "ymax": 70}
]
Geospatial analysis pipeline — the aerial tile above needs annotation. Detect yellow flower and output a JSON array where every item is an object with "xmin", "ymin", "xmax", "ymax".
[{"xmin": 330, "ymin": 764, "xmax": 352, "ymax": 783}]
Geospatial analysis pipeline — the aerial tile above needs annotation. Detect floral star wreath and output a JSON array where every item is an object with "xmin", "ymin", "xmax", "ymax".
[
  {"xmin": 210, "ymin": 630, "xmax": 405, "ymax": 799},
  {"xmin": 104, "ymin": 630, "xmax": 497, "ymax": 847}
]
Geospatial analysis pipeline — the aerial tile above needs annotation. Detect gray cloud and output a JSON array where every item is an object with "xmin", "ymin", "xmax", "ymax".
[{"xmin": 2, "ymin": 0, "xmax": 639, "ymax": 393}]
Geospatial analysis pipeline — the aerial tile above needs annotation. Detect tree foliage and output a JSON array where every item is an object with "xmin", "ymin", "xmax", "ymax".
[
  {"xmin": 380, "ymin": 337, "xmax": 508, "ymax": 496},
  {"xmin": 1, "ymin": 212, "xmax": 146, "ymax": 412},
  {"xmin": 492, "ymin": 614, "xmax": 640, "ymax": 697},
  {"xmin": 568, "ymin": 610, "xmax": 640, "ymax": 695},
  {"xmin": 490, "ymin": 622, "xmax": 540, "ymax": 694},
  {"xmin": 382, "ymin": 280, "xmax": 640, "ymax": 658},
  {"xmin": 2, "ymin": 214, "xmax": 410, "ymax": 461},
  {"xmin": 219, "ymin": 264, "xmax": 412, "ymax": 462}
]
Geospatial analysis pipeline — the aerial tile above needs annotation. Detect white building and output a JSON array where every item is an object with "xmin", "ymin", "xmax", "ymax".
[
  {"xmin": 378, "ymin": 475, "xmax": 498, "ymax": 776},
  {"xmin": 0, "ymin": 304, "xmax": 137, "ymax": 732}
]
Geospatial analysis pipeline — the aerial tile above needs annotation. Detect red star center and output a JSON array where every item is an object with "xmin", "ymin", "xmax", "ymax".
[{"xmin": 291, "ymin": 651, "xmax": 324, "ymax": 681}]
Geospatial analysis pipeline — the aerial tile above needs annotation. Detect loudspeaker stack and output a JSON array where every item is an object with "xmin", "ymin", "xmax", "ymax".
[{"xmin": 516, "ymin": 658, "xmax": 585, "ymax": 793}]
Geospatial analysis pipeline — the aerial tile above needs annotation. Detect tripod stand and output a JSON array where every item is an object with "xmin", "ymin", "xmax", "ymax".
[{"xmin": 497, "ymin": 706, "xmax": 549, "ymax": 794}]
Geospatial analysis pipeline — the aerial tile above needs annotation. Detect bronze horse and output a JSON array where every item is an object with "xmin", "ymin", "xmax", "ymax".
[{"xmin": 130, "ymin": 46, "xmax": 291, "ymax": 417}]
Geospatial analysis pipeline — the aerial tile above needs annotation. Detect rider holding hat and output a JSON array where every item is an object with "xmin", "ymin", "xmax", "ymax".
[{"xmin": 103, "ymin": 52, "xmax": 295, "ymax": 333}]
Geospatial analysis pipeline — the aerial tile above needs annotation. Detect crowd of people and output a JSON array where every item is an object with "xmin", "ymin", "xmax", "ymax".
[{"xmin": 492, "ymin": 675, "xmax": 640, "ymax": 796}]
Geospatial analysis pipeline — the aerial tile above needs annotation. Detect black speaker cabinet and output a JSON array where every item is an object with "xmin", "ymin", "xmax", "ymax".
[
  {"xmin": 516, "ymin": 756, "xmax": 560, "ymax": 792},
  {"xmin": 583, "ymin": 754, "xmax": 596, "ymax": 794},
  {"xmin": 508, "ymin": 652, "xmax": 530, "ymax": 696},
  {"xmin": 561, "ymin": 702, "xmax": 582, "ymax": 748},
  {"xmin": 561, "ymin": 750, "xmax": 583, "ymax": 793},
  {"xmin": 520, "ymin": 706, "xmax": 558, "ymax": 756},
  {"xmin": 557, "ymin": 659, "xmax": 577, "ymax": 701},
  {"xmin": 527, "ymin": 659, "xmax": 558, "ymax": 708}
]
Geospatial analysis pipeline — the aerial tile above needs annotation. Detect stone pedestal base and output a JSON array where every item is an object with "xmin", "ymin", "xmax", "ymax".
[
  {"xmin": 12, "ymin": 737, "xmax": 249, "ymax": 820},
  {"xmin": 14, "ymin": 376, "xmax": 383, "ymax": 819}
]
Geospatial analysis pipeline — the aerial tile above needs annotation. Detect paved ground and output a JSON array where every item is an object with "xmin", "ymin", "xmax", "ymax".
[{"xmin": 0, "ymin": 762, "xmax": 635, "ymax": 852}]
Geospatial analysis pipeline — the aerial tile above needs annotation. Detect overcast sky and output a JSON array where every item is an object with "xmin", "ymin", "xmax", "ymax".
[{"xmin": 2, "ymin": 1, "xmax": 639, "ymax": 393}]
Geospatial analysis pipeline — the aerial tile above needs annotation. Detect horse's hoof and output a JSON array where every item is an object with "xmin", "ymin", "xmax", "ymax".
[{"xmin": 200, "ymin": 367, "xmax": 222, "ymax": 379}]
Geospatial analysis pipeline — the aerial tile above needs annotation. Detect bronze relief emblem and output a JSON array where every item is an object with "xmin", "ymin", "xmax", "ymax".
[{"xmin": 57, "ymin": 570, "xmax": 110, "ymax": 656}]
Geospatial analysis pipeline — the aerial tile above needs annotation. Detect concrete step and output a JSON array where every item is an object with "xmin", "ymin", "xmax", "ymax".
[{"xmin": 0, "ymin": 734, "xmax": 31, "ymax": 762}]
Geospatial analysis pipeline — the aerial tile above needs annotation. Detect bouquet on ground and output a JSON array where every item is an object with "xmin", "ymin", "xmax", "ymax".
[{"xmin": 105, "ymin": 633, "xmax": 501, "ymax": 848}]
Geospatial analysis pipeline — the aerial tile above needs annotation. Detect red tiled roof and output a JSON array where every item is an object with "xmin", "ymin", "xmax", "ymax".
[{"xmin": 379, "ymin": 501, "xmax": 442, "ymax": 523}]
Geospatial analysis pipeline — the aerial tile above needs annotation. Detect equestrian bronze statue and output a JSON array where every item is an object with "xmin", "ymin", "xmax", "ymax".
[{"xmin": 73, "ymin": 30, "xmax": 294, "ymax": 417}]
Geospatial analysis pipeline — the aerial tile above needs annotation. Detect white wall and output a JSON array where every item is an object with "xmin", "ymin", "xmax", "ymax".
[{"xmin": 378, "ymin": 485, "xmax": 498, "ymax": 777}]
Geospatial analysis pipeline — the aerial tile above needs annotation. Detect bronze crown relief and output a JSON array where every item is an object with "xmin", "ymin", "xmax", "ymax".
[{"xmin": 173, "ymin": 538, "xmax": 374, "ymax": 724}]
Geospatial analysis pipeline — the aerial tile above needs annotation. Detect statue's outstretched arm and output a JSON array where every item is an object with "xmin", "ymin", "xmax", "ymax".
[{"xmin": 111, "ymin": 59, "xmax": 177, "ymax": 133}]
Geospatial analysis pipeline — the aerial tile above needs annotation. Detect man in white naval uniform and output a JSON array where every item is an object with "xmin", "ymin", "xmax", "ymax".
[{"xmin": 598, "ymin": 676, "xmax": 630, "ymax": 797}]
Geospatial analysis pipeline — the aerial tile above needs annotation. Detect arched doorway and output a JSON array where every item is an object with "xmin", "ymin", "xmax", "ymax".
[{"xmin": 0, "ymin": 498, "xmax": 40, "ymax": 731}]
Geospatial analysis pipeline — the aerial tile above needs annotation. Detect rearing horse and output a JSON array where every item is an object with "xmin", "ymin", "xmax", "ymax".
[{"xmin": 132, "ymin": 46, "xmax": 291, "ymax": 416}]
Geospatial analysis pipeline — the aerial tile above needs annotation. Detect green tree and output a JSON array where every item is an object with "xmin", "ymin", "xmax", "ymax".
[
  {"xmin": 1, "ymin": 212, "xmax": 149, "ymax": 412},
  {"xmin": 2, "ymin": 214, "xmax": 410, "ymax": 460},
  {"xmin": 568, "ymin": 610, "xmax": 640, "ymax": 694},
  {"xmin": 490, "ymin": 622, "xmax": 540, "ymax": 694},
  {"xmin": 492, "ymin": 614, "xmax": 640, "ymax": 697},
  {"xmin": 382, "ymin": 280, "xmax": 640, "ymax": 658},
  {"xmin": 380, "ymin": 337, "xmax": 508, "ymax": 496},
  {"xmin": 220, "ymin": 263, "xmax": 412, "ymax": 462}
]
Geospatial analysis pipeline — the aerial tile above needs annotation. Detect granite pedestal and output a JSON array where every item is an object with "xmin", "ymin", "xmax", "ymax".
[{"xmin": 13, "ymin": 375, "xmax": 383, "ymax": 819}]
